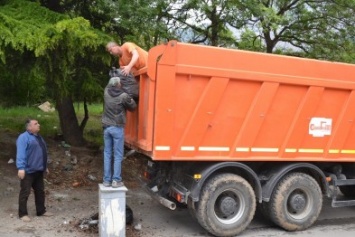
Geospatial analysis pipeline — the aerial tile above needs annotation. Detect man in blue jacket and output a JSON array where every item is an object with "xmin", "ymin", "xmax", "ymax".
[{"xmin": 16, "ymin": 118, "xmax": 53, "ymax": 222}]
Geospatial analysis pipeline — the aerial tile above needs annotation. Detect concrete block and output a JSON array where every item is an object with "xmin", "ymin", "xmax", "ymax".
[{"xmin": 98, "ymin": 184, "xmax": 128, "ymax": 237}]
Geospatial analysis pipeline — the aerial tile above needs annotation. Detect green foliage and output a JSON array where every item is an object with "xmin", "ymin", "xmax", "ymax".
[
  {"xmin": 0, "ymin": 0, "xmax": 65, "ymax": 58},
  {"xmin": 0, "ymin": 105, "xmax": 59, "ymax": 136},
  {"xmin": 0, "ymin": 0, "xmax": 113, "ymax": 145},
  {"xmin": 46, "ymin": 0, "xmax": 175, "ymax": 50},
  {"xmin": 0, "ymin": 51, "xmax": 47, "ymax": 106},
  {"xmin": 169, "ymin": 0, "xmax": 237, "ymax": 46},
  {"xmin": 0, "ymin": 103, "xmax": 104, "ymax": 145},
  {"xmin": 0, "ymin": 0, "xmax": 111, "ymax": 106},
  {"xmin": 102, "ymin": 0, "xmax": 175, "ymax": 48},
  {"xmin": 228, "ymin": 0, "xmax": 355, "ymax": 60},
  {"xmin": 1, "ymin": 0, "xmax": 355, "ymax": 120},
  {"xmin": 33, "ymin": 0, "xmax": 355, "ymax": 63},
  {"xmin": 237, "ymin": 29, "xmax": 263, "ymax": 52}
]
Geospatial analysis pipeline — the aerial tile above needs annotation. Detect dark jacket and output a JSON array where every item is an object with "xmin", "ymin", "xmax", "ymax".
[
  {"xmin": 101, "ymin": 85, "xmax": 137, "ymax": 127},
  {"xmin": 109, "ymin": 67, "xmax": 139, "ymax": 101}
]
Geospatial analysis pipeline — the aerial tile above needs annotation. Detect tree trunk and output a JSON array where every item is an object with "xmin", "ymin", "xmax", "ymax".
[
  {"xmin": 56, "ymin": 96, "xmax": 85, "ymax": 146},
  {"xmin": 79, "ymin": 97, "xmax": 89, "ymax": 131}
]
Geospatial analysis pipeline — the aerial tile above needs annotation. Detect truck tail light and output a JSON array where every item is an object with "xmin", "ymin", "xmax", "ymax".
[
  {"xmin": 176, "ymin": 193, "xmax": 182, "ymax": 203},
  {"xmin": 143, "ymin": 171, "xmax": 150, "ymax": 180}
]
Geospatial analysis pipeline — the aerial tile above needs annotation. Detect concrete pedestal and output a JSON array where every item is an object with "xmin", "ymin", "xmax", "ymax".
[{"xmin": 98, "ymin": 184, "xmax": 128, "ymax": 237}]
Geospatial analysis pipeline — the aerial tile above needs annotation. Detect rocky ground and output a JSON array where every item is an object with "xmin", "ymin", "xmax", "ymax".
[{"xmin": 0, "ymin": 129, "xmax": 149, "ymax": 237}]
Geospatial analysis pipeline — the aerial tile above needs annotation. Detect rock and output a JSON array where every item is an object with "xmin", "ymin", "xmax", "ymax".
[
  {"xmin": 72, "ymin": 182, "xmax": 81, "ymax": 187},
  {"xmin": 63, "ymin": 164, "xmax": 73, "ymax": 171},
  {"xmin": 88, "ymin": 220, "xmax": 98, "ymax": 225},
  {"xmin": 6, "ymin": 187, "xmax": 14, "ymax": 192},
  {"xmin": 87, "ymin": 174, "xmax": 97, "ymax": 181},
  {"xmin": 52, "ymin": 192, "xmax": 69, "ymax": 200},
  {"xmin": 134, "ymin": 223, "xmax": 142, "ymax": 231},
  {"xmin": 7, "ymin": 158, "xmax": 14, "ymax": 164},
  {"xmin": 38, "ymin": 101, "xmax": 55, "ymax": 112},
  {"xmin": 71, "ymin": 156, "xmax": 77, "ymax": 165}
]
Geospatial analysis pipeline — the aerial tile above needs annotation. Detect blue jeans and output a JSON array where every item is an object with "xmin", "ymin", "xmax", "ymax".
[{"xmin": 103, "ymin": 126, "xmax": 124, "ymax": 183}]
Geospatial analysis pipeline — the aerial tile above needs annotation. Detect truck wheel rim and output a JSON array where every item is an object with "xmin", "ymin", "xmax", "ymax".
[
  {"xmin": 287, "ymin": 188, "xmax": 312, "ymax": 219},
  {"xmin": 213, "ymin": 189, "xmax": 245, "ymax": 224}
]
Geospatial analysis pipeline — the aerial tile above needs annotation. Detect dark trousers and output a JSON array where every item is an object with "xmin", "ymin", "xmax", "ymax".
[{"xmin": 18, "ymin": 171, "xmax": 46, "ymax": 217}]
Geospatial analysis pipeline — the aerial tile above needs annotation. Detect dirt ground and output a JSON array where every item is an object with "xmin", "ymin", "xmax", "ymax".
[{"xmin": 0, "ymin": 129, "xmax": 150, "ymax": 237}]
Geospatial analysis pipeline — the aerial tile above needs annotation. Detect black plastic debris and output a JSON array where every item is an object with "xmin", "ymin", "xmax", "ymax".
[{"xmin": 78, "ymin": 205, "xmax": 134, "ymax": 231}]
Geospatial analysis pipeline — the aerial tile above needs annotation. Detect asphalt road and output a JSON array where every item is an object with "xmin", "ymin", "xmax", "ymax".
[{"xmin": 127, "ymin": 189, "xmax": 355, "ymax": 237}]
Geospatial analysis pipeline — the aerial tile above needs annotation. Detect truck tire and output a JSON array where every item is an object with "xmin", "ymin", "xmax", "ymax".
[
  {"xmin": 339, "ymin": 186, "xmax": 355, "ymax": 197},
  {"xmin": 267, "ymin": 172, "xmax": 322, "ymax": 231},
  {"xmin": 195, "ymin": 173, "xmax": 256, "ymax": 237}
]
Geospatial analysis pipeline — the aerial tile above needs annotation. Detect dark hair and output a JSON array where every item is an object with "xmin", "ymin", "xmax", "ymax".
[{"xmin": 25, "ymin": 118, "xmax": 34, "ymax": 129}]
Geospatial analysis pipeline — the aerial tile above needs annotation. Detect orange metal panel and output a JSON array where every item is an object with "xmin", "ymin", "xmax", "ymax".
[
  {"xmin": 325, "ymin": 90, "xmax": 355, "ymax": 156},
  {"xmin": 233, "ymin": 82, "xmax": 279, "ymax": 151},
  {"xmin": 279, "ymin": 86, "xmax": 324, "ymax": 158},
  {"xmin": 125, "ymin": 40, "xmax": 355, "ymax": 161},
  {"xmin": 153, "ymin": 64, "xmax": 177, "ymax": 158}
]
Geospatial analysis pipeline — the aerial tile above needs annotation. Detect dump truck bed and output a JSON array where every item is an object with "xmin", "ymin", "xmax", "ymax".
[{"xmin": 125, "ymin": 40, "xmax": 355, "ymax": 161}]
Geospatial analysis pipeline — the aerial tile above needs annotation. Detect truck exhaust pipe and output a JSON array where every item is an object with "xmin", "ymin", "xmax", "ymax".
[
  {"xmin": 157, "ymin": 195, "xmax": 177, "ymax": 210},
  {"xmin": 139, "ymin": 179, "xmax": 177, "ymax": 210},
  {"xmin": 144, "ymin": 185, "xmax": 177, "ymax": 210}
]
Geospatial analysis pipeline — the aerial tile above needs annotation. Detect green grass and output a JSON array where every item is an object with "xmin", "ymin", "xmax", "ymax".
[{"xmin": 0, "ymin": 103, "xmax": 104, "ymax": 146}]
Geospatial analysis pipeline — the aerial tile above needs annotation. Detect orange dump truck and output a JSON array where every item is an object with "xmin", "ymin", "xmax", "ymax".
[{"xmin": 125, "ymin": 40, "xmax": 355, "ymax": 236}]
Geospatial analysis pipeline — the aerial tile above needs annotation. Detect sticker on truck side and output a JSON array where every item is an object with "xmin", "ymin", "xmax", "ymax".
[{"xmin": 309, "ymin": 117, "xmax": 332, "ymax": 137}]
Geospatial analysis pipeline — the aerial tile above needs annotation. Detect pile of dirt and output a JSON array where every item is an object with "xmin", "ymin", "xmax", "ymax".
[{"xmin": 44, "ymin": 137, "xmax": 146, "ymax": 190}]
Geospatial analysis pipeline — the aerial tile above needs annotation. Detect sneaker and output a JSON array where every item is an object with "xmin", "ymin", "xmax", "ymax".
[
  {"xmin": 41, "ymin": 211, "xmax": 54, "ymax": 217},
  {"xmin": 103, "ymin": 181, "xmax": 111, "ymax": 187},
  {"xmin": 112, "ymin": 180, "xmax": 124, "ymax": 188},
  {"xmin": 20, "ymin": 216, "xmax": 31, "ymax": 222}
]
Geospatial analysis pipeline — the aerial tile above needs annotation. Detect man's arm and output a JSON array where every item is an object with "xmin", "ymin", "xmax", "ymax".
[
  {"xmin": 16, "ymin": 134, "xmax": 27, "ymax": 179},
  {"xmin": 121, "ymin": 49, "xmax": 139, "ymax": 76},
  {"xmin": 122, "ymin": 93, "xmax": 137, "ymax": 112}
]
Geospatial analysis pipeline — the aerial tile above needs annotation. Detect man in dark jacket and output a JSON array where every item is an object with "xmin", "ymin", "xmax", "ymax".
[
  {"xmin": 102, "ymin": 77, "xmax": 137, "ymax": 188},
  {"xmin": 16, "ymin": 118, "xmax": 53, "ymax": 222}
]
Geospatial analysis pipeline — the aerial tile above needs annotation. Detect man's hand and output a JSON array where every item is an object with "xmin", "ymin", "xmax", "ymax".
[
  {"xmin": 125, "ymin": 96, "xmax": 133, "ymax": 103},
  {"xmin": 18, "ymin": 170, "xmax": 25, "ymax": 179},
  {"xmin": 120, "ymin": 66, "xmax": 131, "ymax": 76},
  {"xmin": 120, "ymin": 49, "xmax": 139, "ymax": 76}
]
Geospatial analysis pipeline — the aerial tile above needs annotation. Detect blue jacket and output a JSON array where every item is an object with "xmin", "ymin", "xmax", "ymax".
[{"xmin": 16, "ymin": 131, "xmax": 48, "ymax": 174}]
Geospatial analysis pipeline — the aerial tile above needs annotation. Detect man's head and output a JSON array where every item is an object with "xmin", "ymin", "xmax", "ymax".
[
  {"xmin": 25, "ymin": 118, "xmax": 40, "ymax": 134},
  {"xmin": 108, "ymin": 77, "xmax": 121, "ymax": 88},
  {"xmin": 106, "ymin": 41, "xmax": 122, "ymax": 57}
]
